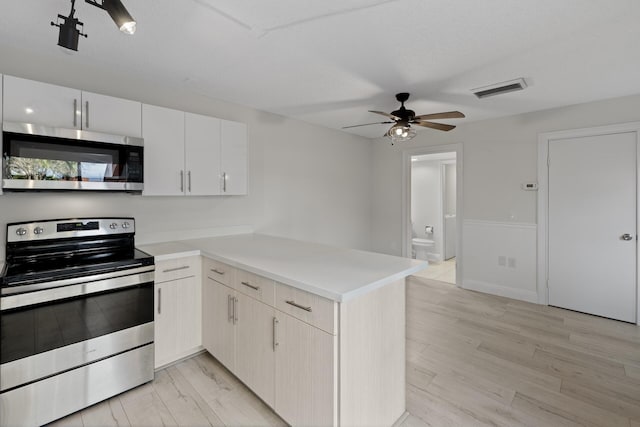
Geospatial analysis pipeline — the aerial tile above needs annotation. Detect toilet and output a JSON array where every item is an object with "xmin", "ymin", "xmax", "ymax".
[{"xmin": 412, "ymin": 238, "xmax": 435, "ymax": 261}]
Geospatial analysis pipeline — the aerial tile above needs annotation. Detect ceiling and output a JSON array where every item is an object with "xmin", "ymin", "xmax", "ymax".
[{"xmin": 1, "ymin": 0, "xmax": 640, "ymax": 138}]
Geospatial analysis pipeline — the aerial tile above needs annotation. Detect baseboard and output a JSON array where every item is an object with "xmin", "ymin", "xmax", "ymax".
[
  {"xmin": 154, "ymin": 346, "xmax": 205, "ymax": 371},
  {"xmin": 463, "ymin": 279, "xmax": 538, "ymax": 303}
]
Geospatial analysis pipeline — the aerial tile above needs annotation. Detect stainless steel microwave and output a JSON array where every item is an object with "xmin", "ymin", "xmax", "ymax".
[{"xmin": 2, "ymin": 122, "xmax": 143, "ymax": 192}]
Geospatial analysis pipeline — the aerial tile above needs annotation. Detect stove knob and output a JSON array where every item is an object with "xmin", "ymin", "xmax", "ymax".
[
  {"xmin": 34, "ymin": 227, "xmax": 44, "ymax": 235},
  {"xmin": 110, "ymin": 223, "xmax": 118, "ymax": 230},
  {"xmin": 16, "ymin": 227, "xmax": 27, "ymax": 236},
  {"xmin": 122, "ymin": 222, "xmax": 130, "ymax": 229}
]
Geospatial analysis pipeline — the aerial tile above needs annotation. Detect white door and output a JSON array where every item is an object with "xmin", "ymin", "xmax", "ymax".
[
  {"xmin": 81, "ymin": 91, "xmax": 142, "ymax": 137},
  {"xmin": 142, "ymin": 104, "xmax": 185, "ymax": 196},
  {"xmin": 185, "ymin": 113, "xmax": 222, "ymax": 196},
  {"xmin": 3, "ymin": 75, "xmax": 81, "ymax": 129},
  {"xmin": 221, "ymin": 120, "xmax": 248, "ymax": 195},
  {"xmin": 548, "ymin": 132, "xmax": 637, "ymax": 323}
]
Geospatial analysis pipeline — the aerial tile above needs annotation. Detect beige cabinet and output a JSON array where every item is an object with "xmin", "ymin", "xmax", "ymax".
[
  {"xmin": 2, "ymin": 76, "xmax": 142, "ymax": 136},
  {"xmin": 154, "ymin": 257, "xmax": 202, "ymax": 368},
  {"xmin": 274, "ymin": 311, "xmax": 336, "ymax": 427},
  {"xmin": 235, "ymin": 292, "xmax": 276, "ymax": 407},
  {"xmin": 203, "ymin": 277, "xmax": 236, "ymax": 371}
]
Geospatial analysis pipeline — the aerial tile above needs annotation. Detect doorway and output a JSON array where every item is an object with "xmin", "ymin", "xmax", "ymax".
[
  {"xmin": 402, "ymin": 144, "xmax": 463, "ymax": 287},
  {"xmin": 538, "ymin": 122, "xmax": 640, "ymax": 324}
]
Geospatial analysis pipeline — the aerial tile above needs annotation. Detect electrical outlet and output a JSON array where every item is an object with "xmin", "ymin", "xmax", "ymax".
[
  {"xmin": 498, "ymin": 256, "xmax": 506, "ymax": 267},
  {"xmin": 508, "ymin": 257, "xmax": 516, "ymax": 268}
]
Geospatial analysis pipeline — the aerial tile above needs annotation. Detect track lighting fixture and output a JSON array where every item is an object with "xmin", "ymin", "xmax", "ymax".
[
  {"xmin": 51, "ymin": 0, "xmax": 87, "ymax": 51},
  {"xmin": 85, "ymin": 0, "xmax": 137, "ymax": 35},
  {"xmin": 52, "ymin": 0, "xmax": 136, "ymax": 52}
]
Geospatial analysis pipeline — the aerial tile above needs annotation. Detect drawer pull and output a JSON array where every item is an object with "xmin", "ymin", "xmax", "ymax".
[
  {"xmin": 162, "ymin": 265, "xmax": 190, "ymax": 273},
  {"xmin": 211, "ymin": 268, "xmax": 225, "ymax": 275},
  {"xmin": 228, "ymin": 294, "xmax": 233, "ymax": 322},
  {"xmin": 285, "ymin": 300, "xmax": 312, "ymax": 312},
  {"xmin": 241, "ymin": 281, "xmax": 260, "ymax": 291}
]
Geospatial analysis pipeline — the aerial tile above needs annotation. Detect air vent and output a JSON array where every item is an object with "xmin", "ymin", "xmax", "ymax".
[{"xmin": 472, "ymin": 78, "xmax": 527, "ymax": 99}]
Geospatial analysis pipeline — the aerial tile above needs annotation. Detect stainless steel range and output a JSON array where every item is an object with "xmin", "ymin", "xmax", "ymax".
[{"xmin": 0, "ymin": 218, "xmax": 155, "ymax": 426}]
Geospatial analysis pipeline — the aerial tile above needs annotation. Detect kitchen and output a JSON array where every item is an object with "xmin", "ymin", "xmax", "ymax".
[{"xmin": 2, "ymin": 1, "xmax": 640, "ymax": 426}]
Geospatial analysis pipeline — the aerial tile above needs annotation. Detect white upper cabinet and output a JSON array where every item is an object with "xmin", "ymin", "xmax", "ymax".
[
  {"xmin": 2, "ymin": 76, "xmax": 142, "ymax": 137},
  {"xmin": 185, "ymin": 112, "xmax": 222, "ymax": 196},
  {"xmin": 142, "ymin": 104, "xmax": 185, "ymax": 196},
  {"xmin": 221, "ymin": 120, "xmax": 248, "ymax": 195},
  {"xmin": 80, "ymin": 91, "xmax": 142, "ymax": 137},
  {"xmin": 3, "ymin": 75, "xmax": 81, "ymax": 129}
]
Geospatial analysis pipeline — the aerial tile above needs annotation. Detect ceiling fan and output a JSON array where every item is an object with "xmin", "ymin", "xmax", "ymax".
[{"xmin": 343, "ymin": 93, "xmax": 465, "ymax": 144}]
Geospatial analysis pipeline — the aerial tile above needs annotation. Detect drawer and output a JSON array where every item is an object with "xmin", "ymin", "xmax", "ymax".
[
  {"xmin": 235, "ymin": 270, "xmax": 275, "ymax": 306},
  {"xmin": 155, "ymin": 257, "xmax": 200, "ymax": 283},
  {"xmin": 203, "ymin": 257, "xmax": 235, "ymax": 287},
  {"xmin": 275, "ymin": 283, "xmax": 337, "ymax": 335}
]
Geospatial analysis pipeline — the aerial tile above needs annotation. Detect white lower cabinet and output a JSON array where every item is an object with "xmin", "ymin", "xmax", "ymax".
[
  {"xmin": 203, "ymin": 277, "xmax": 236, "ymax": 371},
  {"xmin": 274, "ymin": 311, "xmax": 336, "ymax": 427},
  {"xmin": 202, "ymin": 257, "xmax": 337, "ymax": 426},
  {"xmin": 154, "ymin": 257, "xmax": 202, "ymax": 368},
  {"xmin": 236, "ymin": 293, "xmax": 276, "ymax": 407}
]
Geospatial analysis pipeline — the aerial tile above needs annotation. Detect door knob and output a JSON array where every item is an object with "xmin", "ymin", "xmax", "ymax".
[{"xmin": 621, "ymin": 233, "xmax": 634, "ymax": 241}]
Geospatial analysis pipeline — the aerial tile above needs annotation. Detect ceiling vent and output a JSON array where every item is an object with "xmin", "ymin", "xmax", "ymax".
[{"xmin": 471, "ymin": 78, "xmax": 528, "ymax": 99}]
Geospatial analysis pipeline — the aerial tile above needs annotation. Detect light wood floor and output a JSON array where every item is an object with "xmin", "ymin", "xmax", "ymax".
[{"xmin": 49, "ymin": 276, "xmax": 640, "ymax": 427}]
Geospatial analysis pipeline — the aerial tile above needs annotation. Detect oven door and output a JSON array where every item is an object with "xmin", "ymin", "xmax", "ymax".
[
  {"xmin": 2, "ymin": 122, "xmax": 143, "ymax": 192},
  {"xmin": 0, "ymin": 272, "xmax": 154, "ymax": 392}
]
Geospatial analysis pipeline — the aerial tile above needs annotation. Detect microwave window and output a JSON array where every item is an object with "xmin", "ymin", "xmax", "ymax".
[{"xmin": 5, "ymin": 139, "xmax": 123, "ymax": 182}]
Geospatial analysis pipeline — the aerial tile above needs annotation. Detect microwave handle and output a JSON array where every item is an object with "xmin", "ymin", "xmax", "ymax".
[{"xmin": 85, "ymin": 101, "xmax": 89, "ymax": 129}]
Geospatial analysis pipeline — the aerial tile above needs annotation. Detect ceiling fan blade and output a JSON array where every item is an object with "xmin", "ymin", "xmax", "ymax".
[
  {"xmin": 413, "ymin": 121, "xmax": 456, "ymax": 132},
  {"xmin": 368, "ymin": 110, "xmax": 401, "ymax": 121},
  {"xmin": 342, "ymin": 121, "xmax": 394, "ymax": 129},
  {"xmin": 414, "ymin": 111, "xmax": 465, "ymax": 121}
]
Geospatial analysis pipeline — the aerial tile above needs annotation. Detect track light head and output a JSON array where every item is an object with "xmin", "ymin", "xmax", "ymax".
[
  {"xmin": 51, "ymin": 0, "xmax": 87, "ymax": 51},
  {"xmin": 86, "ymin": 0, "xmax": 137, "ymax": 34}
]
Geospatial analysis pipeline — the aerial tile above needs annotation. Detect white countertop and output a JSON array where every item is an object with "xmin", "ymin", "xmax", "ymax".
[{"xmin": 139, "ymin": 234, "xmax": 427, "ymax": 302}]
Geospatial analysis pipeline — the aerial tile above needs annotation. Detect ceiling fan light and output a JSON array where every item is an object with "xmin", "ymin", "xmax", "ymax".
[{"xmin": 387, "ymin": 124, "xmax": 416, "ymax": 143}]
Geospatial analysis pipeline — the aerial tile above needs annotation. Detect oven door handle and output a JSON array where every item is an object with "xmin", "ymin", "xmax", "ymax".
[{"xmin": 1, "ymin": 271, "xmax": 155, "ymax": 311}]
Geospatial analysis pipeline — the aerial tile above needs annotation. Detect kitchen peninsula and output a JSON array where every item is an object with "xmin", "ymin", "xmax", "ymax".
[{"xmin": 140, "ymin": 233, "xmax": 427, "ymax": 427}]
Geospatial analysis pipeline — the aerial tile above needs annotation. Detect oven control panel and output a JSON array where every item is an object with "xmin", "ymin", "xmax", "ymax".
[{"xmin": 7, "ymin": 218, "xmax": 136, "ymax": 242}]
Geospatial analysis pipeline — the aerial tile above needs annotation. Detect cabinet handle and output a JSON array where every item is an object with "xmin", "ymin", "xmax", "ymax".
[
  {"xmin": 241, "ymin": 281, "xmax": 260, "ymax": 291},
  {"xmin": 234, "ymin": 297, "xmax": 239, "ymax": 324},
  {"xmin": 85, "ymin": 101, "xmax": 89, "ymax": 128},
  {"xmin": 285, "ymin": 300, "xmax": 312, "ymax": 312},
  {"xmin": 73, "ymin": 99, "xmax": 77, "ymax": 127},
  {"xmin": 162, "ymin": 265, "xmax": 190, "ymax": 273},
  {"xmin": 157, "ymin": 288, "xmax": 162, "ymax": 315},
  {"xmin": 180, "ymin": 170, "xmax": 184, "ymax": 192},
  {"xmin": 223, "ymin": 172, "xmax": 227, "ymax": 192},
  {"xmin": 188, "ymin": 171, "xmax": 192, "ymax": 192},
  {"xmin": 273, "ymin": 317, "xmax": 279, "ymax": 350},
  {"xmin": 211, "ymin": 268, "xmax": 225, "ymax": 275},
  {"xmin": 228, "ymin": 294, "xmax": 233, "ymax": 322}
]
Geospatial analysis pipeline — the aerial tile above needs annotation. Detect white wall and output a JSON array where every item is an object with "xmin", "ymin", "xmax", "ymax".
[
  {"xmin": 372, "ymin": 93, "xmax": 640, "ymax": 301},
  {"xmin": 0, "ymin": 47, "xmax": 373, "ymax": 261}
]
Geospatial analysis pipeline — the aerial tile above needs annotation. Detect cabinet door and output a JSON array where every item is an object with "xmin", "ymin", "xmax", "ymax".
[
  {"xmin": 155, "ymin": 281, "xmax": 178, "ymax": 368},
  {"xmin": 81, "ymin": 91, "xmax": 142, "ymax": 137},
  {"xmin": 3, "ymin": 75, "xmax": 81, "ymax": 128},
  {"xmin": 185, "ymin": 112, "xmax": 221, "ymax": 196},
  {"xmin": 176, "ymin": 274, "xmax": 202, "ymax": 353},
  {"xmin": 275, "ymin": 312, "xmax": 336, "ymax": 427},
  {"xmin": 235, "ymin": 293, "xmax": 275, "ymax": 407},
  {"xmin": 220, "ymin": 120, "xmax": 248, "ymax": 195},
  {"xmin": 202, "ymin": 278, "xmax": 235, "ymax": 371},
  {"xmin": 142, "ymin": 104, "xmax": 185, "ymax": 196}
]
